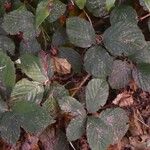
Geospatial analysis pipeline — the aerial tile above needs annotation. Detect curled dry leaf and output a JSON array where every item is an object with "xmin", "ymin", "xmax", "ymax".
[
  {"xmin": 129, "ymin": 135, "xmax": 150, "ymax": 150},
  {"xmin": 51, "ymin": 57, "xmax": 71, "ymax": 74},
  {"xmin": 113, "ymin": 91, "xmax": 134, "ymax": 107},
  {"xmin": 129, "ymin": 109, "xmax": 145, "ymax": 137}
]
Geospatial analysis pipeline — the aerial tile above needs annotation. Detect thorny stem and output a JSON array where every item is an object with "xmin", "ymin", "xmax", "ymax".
[
  {"xmin": 139, "ymin": 13, "xmax": 150, "ymax": 21},
  {"xmin": 71, "ymin": 74, "xmax": 91, "ymax": 97}
]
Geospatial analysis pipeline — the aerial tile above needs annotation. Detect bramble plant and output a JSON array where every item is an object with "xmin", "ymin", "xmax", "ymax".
[{"xmin": 0, "ymin": 0, "xmax": 150, "ymax": 149}]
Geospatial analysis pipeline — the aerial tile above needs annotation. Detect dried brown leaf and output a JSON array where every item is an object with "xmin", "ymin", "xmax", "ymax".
[
  {"xmin": 129, "ymin": 109, "xmax": 144, "ymax": 136},
  {"xmin": 113, "ymin": 91, "xmax": 134, "ymax": 107},
  {"xmin": 129, "ymin": 135, "xmax": 150, "ymax": 150},
  {"xmin": 52, "ymin": 57, "xmax": 71, "ymax": 74}
]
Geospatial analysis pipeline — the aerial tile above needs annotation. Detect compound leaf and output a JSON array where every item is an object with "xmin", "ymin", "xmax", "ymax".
[{"xmin": 0, "ymin": 100, "xmax": 54, "ymax": 144}]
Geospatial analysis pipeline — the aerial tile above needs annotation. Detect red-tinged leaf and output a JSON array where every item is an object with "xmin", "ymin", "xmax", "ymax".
[{"xmin": 39, "ymin": 50, "xmax": 54, "ymax": 79}]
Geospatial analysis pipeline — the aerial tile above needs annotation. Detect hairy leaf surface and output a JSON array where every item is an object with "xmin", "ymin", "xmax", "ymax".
[
  {"xmin": 133, "ymin": 63, "xmax": 150, "ymax": 92},
  {"xmin": 110, "ymin": 5, "xmax": 138, "ymax": 25},
  {"xmin": 87, "ymin": 108, "xmax": 129, "ymax": 150},
  {"xmin": 10, "ymin": 79, "xmax": 44, "ymax": 106},
  {"xmin": 0, "ymin": 101, "xmax": 54, "ymax": 144},
  {"xmin": 84, "ymin": 46, "xmax": 113, "ymax": 78},
  {"xmin": 86, "ymin": 79, "xmax": 109, "ymax": 113},
  {"xmin": 66, "ymin": 17, "xmax": 95, "ymax": 48},
  {"xmin": 103, "ymin": 21, "xmax": 147, "ymax": 56},
  {"xmin": 48, "ymin": 0, "xmax": 66, "ymax": 23},
  {"xmin": 2, "ymin": 9, "xmax": 36, "ymax": 40},
  {"xmin": 108, "ymin": 60, "xmax": 133, "ymax": 89},
  {"xmin": 20, "ymin": 54, "xmax": 49, "ymax": 83},
  {"xmin": 86, "ymin": 0, "xmax": 108, "ymax": 17}
]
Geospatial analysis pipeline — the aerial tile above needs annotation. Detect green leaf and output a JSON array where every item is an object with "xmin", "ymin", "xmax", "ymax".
[
  {"xmin": 66, "ymin": 17, "xmax": 95, "ymax": 48},
  {"xmin": 58, "ymin": 96, "xmax": 86, "ymax": 116},
  {"xmin": 58, "ymin": 95, "xmax": 86, "ymax": 141},
  {"xmin": 43, "ymin": 96, "xmax": 59, "ymax": 117},
  {"xmin": 66, "ymin": 115, "xmax": 86, "ymax": 141},
  {"xmin": 10, "ymin": 79, "xmax": 44, "ymax": 106},
  {"xmin": 108, "ymin": 60, "xmax": 133, "ymax": 89},
  {"xmin": 0, "ymin": 35, "xmax": 15, "ymax": 55},
  {"xmin": 106, "ymin": 0, "xmax": 116, "ymax": 11},
  {"xmin": 39, "ymin": 50, "xmax": 54, "ymax": 79},
  {"xmin": 86, "ymin": 0, "xmax": 108, "ymax": 17},
  {"xmin": 2, "ymin": 9, "xmax": 36, "ymax": 40},
  {"xmin": 58, "ymin": 47, "xmax": 82, "ymax": 73},
  {"xmin": 129, "ymin": 42, "xmax": 150, "ymax": 64},
  {"xmin": 40, "ymin": 127, "xmax": 69, "ymax": 150},
  {"xmin": 139, "ymin": 0, "xmax": 150, "ymax": 12},
  {"xmin": 20, "ymin": 38, "xmax": 41, "ymax": 55},
  {"xmin": 47, "ymin": 83, "xmax": 69, "ymax": 100},
  {"xmin": 53, "ymin": 130, "xmax": 70, "ymax": 150},
  {"xmin": 0, "ymin": 96, "xmax": 8, "ymax": 113},
  {"xmin": 132, "ymin": 63, "xmax": 150, "ymax": 92},
  {"xmin": 86, "ymin": 79, "xmax": 109, "ymax": 113},
  {"xmin": 36, "ymin": 0, "xmax": 52, "ymax": 28},
  {"xmin": 52, "ymin": 27, "xmax": 69, "ymax": 47},
  {"xmin": 74, "ymin": 0, "xmax": 86, "ymax": 9},
  {"xmin": 84, "ymin": 45, "xmax": 113, "ymax": 78},
  {"xmin": 110, "ymin": 5, "xmax": 138, "ymax": 25},
  {"xmin": 43, "ymin": 83, "xmax": 69, "ymax": 116},
  {"xmin": 103, "ymin": 21, "xmax": 147, "ymax": 56},
  {"xmin": 48, "ymin": 0, "xmax": 66, "ymax": 23},
  {"xmin": 0, "ymin": 18, "xmax": 7, "ymax": 35},
  {"xmin": 20, "ymin": 54, "xmax": 48, "ymax": 83},
  {"xmin": 0, "ymin": 52, "xmax": 15, "ymax": 97},
  {"xmin": 0, "ymin": 100, "xmax": 54, "ymax": 144},
  {"xmin": 87, "ymin": 108, "xmax": 129, "ymax": 150}
]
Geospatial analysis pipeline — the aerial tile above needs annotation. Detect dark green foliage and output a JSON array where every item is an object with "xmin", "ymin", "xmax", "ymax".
[{"xmin": 0, "ymin": 0, "xmax": 150, "ymax": 149}]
